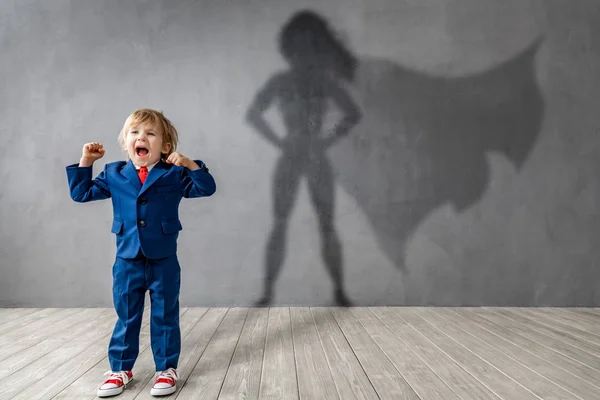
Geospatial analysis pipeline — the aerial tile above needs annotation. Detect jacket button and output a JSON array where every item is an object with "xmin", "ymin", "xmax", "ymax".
[
  {"xmin": 139, "ymin": 220, "xmax": 146, "ymax": 227},
  {"xmin": 139, "ymin": 198, "xmax": 148, "ymax": 205}
]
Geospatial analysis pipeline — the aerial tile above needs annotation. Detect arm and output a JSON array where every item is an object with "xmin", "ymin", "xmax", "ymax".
[
  {"xmin": 66, "ymin": 142, "xmax": 111, "ymax": 202},
  {"xmin": 245, "ymin": 76, "xmax": 282, "ymax": 148},
  {"xmin": 166, "ymin": 152, "xmax": 216, "ymax": 198},
  {"xmin": 66, "ymin": 163, "xmax": 111, "ymax": 202},
  {"xmin": 180, "ymin": 160, "xmax": 216, "ymax": 198}
]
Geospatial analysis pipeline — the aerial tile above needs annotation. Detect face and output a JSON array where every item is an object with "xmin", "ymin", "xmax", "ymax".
[{"xmin": 124, "ymin": 122, "xmax": 171, "ymax": 166}]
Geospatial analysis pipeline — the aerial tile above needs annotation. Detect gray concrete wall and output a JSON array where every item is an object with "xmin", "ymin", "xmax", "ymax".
[{"xmin": 1, "ymin": 0, "xmax": 599, "ymax": 307}]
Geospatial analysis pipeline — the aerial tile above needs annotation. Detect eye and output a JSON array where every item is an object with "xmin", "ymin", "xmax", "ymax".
[
  {"xmin": 130, "ymin": 130, "xmax": 138, "ymax": 134},
  {"xmin": 148, "ymin": 132, "xmax": 155, "ymax": 136}
]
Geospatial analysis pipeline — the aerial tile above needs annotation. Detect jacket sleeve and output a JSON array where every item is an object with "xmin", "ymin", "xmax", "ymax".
[
  {"xmin": 66, "ymin": 163, "xmax": 111, "ymax": 202},
  {"xmin": 180, "ymin": 160, "xmax": 216, "ymax": 198}
]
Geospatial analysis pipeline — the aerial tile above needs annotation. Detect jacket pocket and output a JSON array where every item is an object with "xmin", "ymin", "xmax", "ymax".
[
  {"xmin": 161, "ymin": 218, "xmax": 182, "ymax": 235},
  {"xmin": 111, "ymin": 219, "xmax": 124, "ymax": 234}
]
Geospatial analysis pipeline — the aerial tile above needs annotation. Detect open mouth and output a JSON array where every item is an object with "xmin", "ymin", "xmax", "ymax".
[{"xmin": 135, "ymin": 145, "xmax": 149, "ymax": 158}]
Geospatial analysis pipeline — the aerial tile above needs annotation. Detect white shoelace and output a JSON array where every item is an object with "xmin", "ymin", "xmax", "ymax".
[
  {"xmin": 156, "ymin": 368, "xmax": 178, "ymax": 382},
  {"xmin": 103, "ymin": 370, "xmax": 131, "ymax": 385}
]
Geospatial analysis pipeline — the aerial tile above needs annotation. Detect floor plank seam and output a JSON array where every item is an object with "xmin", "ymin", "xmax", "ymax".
[
  {"xmin": 352, "ymin": 307, "xmax": 424, "ymax": 400},
  {"xmin": 483, "ymin": 307, "xmax": 600, "ymax": 359},
  {"xmin": 436, "ymin": 308, "xmax": 575, "ymax": 399},
  {"xmin": 460, "ymin": 308, "xmax": 600, "ymax": 392},
  {"xmin": 411, "ymin": 308, "xmax": 545, "ymax": 400},
  {"xmin": 49, "ymin": 309, "xmax": 156, "ymax": 400},
  {"xmin": 3, "ymin": 307, "xmax": 600, "ymax": 400},
  {"xmin": 336, "ymin": 307, "xmax": 381, "ymax": 399},
  {"xmin": 255, "ymin": 307, "xmax": 270, "ymax": 400},
  {"xmin": 0, "ymin": 309, "xmax": 56, "ymax": 333},
  {"xmin": 523, "ymin": 309, "xmax": 600, "ymax": 346},
  {"xmin": 4, "ymin": 310, "xmax": 118, "ymax": 397},
  {"xmin": 289, "ymin": 307, "xmax": 301, "ymax": 400},
  {"xmin": 215, "ymin": 307, "xmax": 250, "ymax": 399},
  {"xmin": 371, "ymin": 307, "xmax": 471, "ymax": 400},
  {"xmin": 4, "ymin": 310, "xmax": 116, "ymax": 381},
  {"xmin": 392, "ymin": 307, "xmax": 505, "ymax": 400},
  {"xmin": 479, "ymin": 308, "xmax": 600, "ymax": 377},
  {"xmin": 311, "ymin": 307, "xmax": 354, "ymax": 400},
  {"xmin": 174, "ymin": 307, "xmax": 229, "ymax": 399},
  {"xmin": 443, "ymin": 308, "xmax": 586, "ymax": 400}
]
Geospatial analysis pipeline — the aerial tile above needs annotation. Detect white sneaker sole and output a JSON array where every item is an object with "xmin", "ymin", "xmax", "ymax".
[
  {"xmin": 150, "ymin": 385, "xmax": 176, "ymax": 396},
  {"xmin": 97, "ymin": 386, "xmax": 124, "ymax": 397}
]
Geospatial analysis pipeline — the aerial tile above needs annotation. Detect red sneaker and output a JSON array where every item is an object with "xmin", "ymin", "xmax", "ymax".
[
  {"xmin": 150, "ymin": 368, "xmax": 178, "ymax": 396},
  {"xmin": 97, "ymin": 370, "xmax": 133, "ymax": 397}
]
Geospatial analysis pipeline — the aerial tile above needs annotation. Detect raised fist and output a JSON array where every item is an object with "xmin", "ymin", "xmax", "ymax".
[{"xmin": 82, "ymin": 142, "xmax": 105, "ymax": 161}]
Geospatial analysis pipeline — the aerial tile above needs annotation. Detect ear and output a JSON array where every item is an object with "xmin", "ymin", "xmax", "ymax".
[{"xmin": 162, "ymin": 142, "xmax": 172, "ymax": 154}]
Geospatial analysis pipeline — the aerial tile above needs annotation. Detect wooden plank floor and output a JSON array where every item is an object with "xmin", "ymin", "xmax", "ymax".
[{"xmin": 0, "ymin": 307, "xmax": 599, "ymax": 399}]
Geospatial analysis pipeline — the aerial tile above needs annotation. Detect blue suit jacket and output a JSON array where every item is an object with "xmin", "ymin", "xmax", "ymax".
[{"xmin": 66, "ymin": 159, "xmax": 216, "ymax": 259}]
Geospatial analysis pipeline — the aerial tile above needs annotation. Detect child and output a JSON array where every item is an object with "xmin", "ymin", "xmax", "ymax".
[{"xmin": 66, "ymin": 109, "xmax": 216, "ymax": 397}]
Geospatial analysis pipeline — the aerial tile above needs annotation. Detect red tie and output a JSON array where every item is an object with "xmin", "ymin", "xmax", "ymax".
[{"xmin": 138, "ymin": 166, "xmax": 148, "ymax": 184}]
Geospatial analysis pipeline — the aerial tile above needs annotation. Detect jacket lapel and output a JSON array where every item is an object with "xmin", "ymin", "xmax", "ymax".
[
  {"xmin": 140, "ymin": 160, "xmax": 168, "ymax": 194},
  {"xmin": 122, "ymin": 160, "xmax": 142, "ymax": 191}
]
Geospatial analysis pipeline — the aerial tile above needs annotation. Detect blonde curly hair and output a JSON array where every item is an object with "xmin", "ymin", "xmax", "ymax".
[{"xmin": 118, "ymin": 108, "xmax": 179, "ymax": 160}]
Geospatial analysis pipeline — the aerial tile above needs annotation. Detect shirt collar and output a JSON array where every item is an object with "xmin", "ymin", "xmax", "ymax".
[{"xmin": 133, "ymin": 160, "xmax": 159, "ymax": 172}]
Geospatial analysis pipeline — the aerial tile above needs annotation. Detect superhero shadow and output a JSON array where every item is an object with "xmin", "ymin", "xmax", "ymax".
[{"xmin": 246, "ymin": 10, "xmax": 544, "ymax": 306}]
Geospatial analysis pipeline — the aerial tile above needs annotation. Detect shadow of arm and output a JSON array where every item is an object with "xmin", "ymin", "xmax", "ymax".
[
  {"xmin": 245, "ymin": 75, "xmax": 283, "ymax": 149},
  {"xmin": 324, "ymin": 80, "xmax": 361, "ymax": 147}
]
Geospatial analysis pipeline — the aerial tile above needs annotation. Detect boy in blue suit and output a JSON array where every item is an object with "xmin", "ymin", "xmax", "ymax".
[{"xmin": 66, "ymin": 109, "xmax": 216, "ymax": 397}]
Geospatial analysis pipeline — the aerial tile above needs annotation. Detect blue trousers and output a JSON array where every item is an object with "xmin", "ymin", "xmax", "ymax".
[{"xmin": 108, "ymin": 253, "xmax": 181, "ymax": 372}]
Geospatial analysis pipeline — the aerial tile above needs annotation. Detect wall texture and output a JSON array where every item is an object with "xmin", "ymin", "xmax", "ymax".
[{"xmin": 1, "ymin": 0, "xmax": 599, "ymax": 307}]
